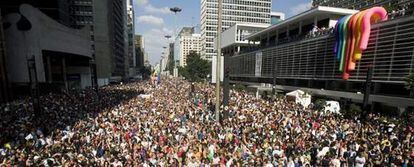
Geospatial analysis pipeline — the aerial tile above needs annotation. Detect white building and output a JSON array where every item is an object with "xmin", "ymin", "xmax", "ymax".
[
  {"xmin": 212, "ymin": 23, "xmax": 270, "ymax": 83},
  {"xmin": 200, "ymin": 0, "xmax": 272, "ymax": 60},
  {"xmin": 174, "ymin": 27, "xmax": 202, "ymax": 67}
]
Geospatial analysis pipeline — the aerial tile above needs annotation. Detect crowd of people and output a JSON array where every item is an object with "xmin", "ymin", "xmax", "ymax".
[{"xmin": 1, "ymin": 78, "xmax": 413, "ymax": 166}]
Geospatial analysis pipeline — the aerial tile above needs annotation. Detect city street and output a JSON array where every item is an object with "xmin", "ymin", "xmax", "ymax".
[
  {"xmin": 1, "ymin": 0, "xmax": 414, "ymax": 166},
  {"xmin": 1, "ymin": 79, "xmax": 413, "ymax": 166}
]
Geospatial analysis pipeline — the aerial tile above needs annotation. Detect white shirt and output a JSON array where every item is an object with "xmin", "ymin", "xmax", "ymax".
[{"xmin": 355, "ymin": 156, "xmax": 366, "ymax": 167}]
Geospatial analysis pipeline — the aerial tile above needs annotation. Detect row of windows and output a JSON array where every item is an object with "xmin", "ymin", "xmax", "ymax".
[
  {"xmin": 205, "ymin": 17, "xmax": 269, "ymax": 25},
  {"xmin": 207, "ymin": 0, "xmax": 271, "ymax": 8},
  {"xmin": 206, "ymin": 11, "xmax": 270, "ymax": 19},
  {"xmin": 69, "ymin": 5, "xmax": 93, "ymax": 13},
  {"xmin": 206, "ymin": 4, "xmax": 271, "ymax": 13}
]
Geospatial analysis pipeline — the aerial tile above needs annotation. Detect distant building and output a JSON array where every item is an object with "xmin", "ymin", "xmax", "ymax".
[
  {"xmin": 200, "ymin": 0, "xmax": 272, "ymax": 60},
  {"xmin": 174, "ymin": 27, "xmax": 202, "ymax": 66},
  {"xmin": 167, "ymin": 43, "xmax": 174, "ymax": 73},
  {"xmin": 134, "ymin": 35, "xmax": 145, "ymax": 71},
  {"xmin": 271, "ymin": 12, "xmax": 285, "ymax": 25}
]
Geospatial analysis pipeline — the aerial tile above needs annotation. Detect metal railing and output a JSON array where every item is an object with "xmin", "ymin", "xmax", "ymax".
[{"xmin": 230, "ymin": 16, "xmax": 414, "ymax": 83}]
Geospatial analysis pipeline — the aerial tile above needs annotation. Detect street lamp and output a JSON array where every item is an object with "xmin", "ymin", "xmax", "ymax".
[
  {"xmin": 215, "ymin": 0, "xmax": 223, "ymax": 122},
  {"xmin": 170, "ymin": 7, "xmax": 181, "ymax": 78}
]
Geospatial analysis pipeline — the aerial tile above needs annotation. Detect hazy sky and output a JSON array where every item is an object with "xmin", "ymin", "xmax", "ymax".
[{"xmin": 134, "ymin": 0, "xmax": 312, "ymax": 65}]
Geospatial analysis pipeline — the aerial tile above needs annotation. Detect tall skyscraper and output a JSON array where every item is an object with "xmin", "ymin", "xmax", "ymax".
[
  {"xmin": 312, "ymin": 0, "xmax": 411, "ymax": 10},
  {"xmin": 174, "ymin": 27, "xmax": 202, "ymax": 66},
  {"xmin": 134, "ymin": 35, "xmax": 145, "ymax": 70},
  {"xmin": 66, "ymin": 0, "xmax": 94, "ymax": 29},
  {"xmin": 200, "ymin": 0, "xmax": 272, "ymax": 60},
  {"xmin": 93, "ymin": 0, "xmax": 128, "ymax": 84},
  {"xmin": 126, "ymin": 0, "xmax": 136, "ymax": 76},
  {"xmin": 0, "ymin": 10, "xmax": 10, "ymax": 103}
]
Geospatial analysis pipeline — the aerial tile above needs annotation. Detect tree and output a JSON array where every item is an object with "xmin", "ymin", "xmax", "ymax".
[
  {"xmin": 166, "ymin": 55, "xmax": 175, "ymax": 75},
  {"xmin": 314, "ymin": 99, "xmax": 327, "ymax": 111},
  {"xmin": 404, "ymin": 73, "xmax": 414, "ymax": 97},
  {"xmin": 179, "ymin": 51, "xmax": 211, "ymax": 82},
  {"xmin": 140, "ymin": 66, "xmax": 152, "ymax": 80}
]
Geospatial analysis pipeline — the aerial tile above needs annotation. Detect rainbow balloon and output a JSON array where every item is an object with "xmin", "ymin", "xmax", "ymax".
[{"xmin": 334, "ymin": 7, "xmax": 388, "ymax": 80}]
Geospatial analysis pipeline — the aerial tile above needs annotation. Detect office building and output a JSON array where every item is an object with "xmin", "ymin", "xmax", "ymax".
[
  {"xmin": 0, "ymin": 10, "xmax": 10, "ymax": 103},
  {"xmin": 174, "ymin": 27, "xmax": 202, "ymax": 66},
  {"xmin": 2, "ymin": 4, "xmax": 93, "ymax": 92},
  {"xmin": 67, "ymin": 0, "xmax": 94, "ymax": 29},
  {"xmin": 126, "ymin": 0, "xmax": 136, "ymax": 77},
  {"xmin": 167, "ymin": 42, "xmax": 175, "ymax": 74},
  {"xmin": 200, "ymin": 0, "xmax": 272, "ymax": 60},
  {"xmin": 271, "ymin": 12, "xmax": 285, "ymax": 25},
  {"xmin": 229, "ymin": 6, "xmax": 414, "ymax": 109},
  {"xmin": 93, "ymin": 0, "xmax": 128, "ymax": 85},
  {"xmin": 135, "ymin": 35, "xmax": 145, "ymax": 71},
  {"xmin": 312, "ymin": 0, "xmax": 412, "ymax": 10}
]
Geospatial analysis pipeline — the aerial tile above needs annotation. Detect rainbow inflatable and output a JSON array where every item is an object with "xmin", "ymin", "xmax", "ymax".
[{"xmin": 334, "ymin": 7, "xmax": 388, "ymax": 80}]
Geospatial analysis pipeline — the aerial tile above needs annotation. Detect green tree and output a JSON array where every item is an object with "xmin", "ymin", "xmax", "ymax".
[
  {"xmin": 404, "ymin": 73, "xmax": 414, "ymax": 97},
  {"xmin": 166, "ymin": 55, "xmax": 175, "ymax": 75},
  {"xmin": 343, "ymin": 104, "xmax": 362, "ymax": 119},
  {"xmin": 179, "ymin": 51, "xmax": 211, "ymax": 82},
  {"xmin": 314, "ymin": 99, "xmax": 327, "ymax": 111}
]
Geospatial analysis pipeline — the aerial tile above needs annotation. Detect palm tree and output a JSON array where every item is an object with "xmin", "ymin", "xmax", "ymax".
[{"xmin": 404, "ymin": 73, "xmax": 414, "ymax": 98}]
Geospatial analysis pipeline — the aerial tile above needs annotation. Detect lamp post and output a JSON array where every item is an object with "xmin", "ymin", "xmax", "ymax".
[
  {"xmin": 170, "ymin": 7, "xmax": 182, "ymax": 77},
  {"xmin": 27, "ymin": 56, "xmax": 40, "ymax": 115},
  {"xmin": 215, "ymin": 0, "xmax": 223, "ymax": 122}
]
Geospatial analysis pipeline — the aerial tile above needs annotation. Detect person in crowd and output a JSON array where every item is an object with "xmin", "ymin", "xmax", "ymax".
[{"xmin": 0, "ymin": 78, "xmax": 413, "ymax": 166}]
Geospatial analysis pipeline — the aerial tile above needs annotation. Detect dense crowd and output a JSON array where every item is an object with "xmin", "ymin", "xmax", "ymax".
[{"xmin": 1, "ymin": 79, "xmax": 413, "ymax": 166}]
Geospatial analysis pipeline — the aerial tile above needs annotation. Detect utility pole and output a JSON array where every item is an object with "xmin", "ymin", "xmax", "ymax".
[
  {"xmin": 215, "ymin": 0, "xmax": 223, "ymax": 122},
  {"xmin": 362, "ymin": 65, "xmax": 373, "ymax": 118},
  {"xmin": 27, "ymin": 56, "xmax": 40, "ymax": 115}
]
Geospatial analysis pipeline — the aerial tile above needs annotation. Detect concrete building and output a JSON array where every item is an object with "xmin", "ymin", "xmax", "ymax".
[
  {"xmin": 312, "ymin": 0, "xmax": 413, "ymax": 10},
  {"xmin": 0, "ymin": 9, "xmax": 10, "ymax": 103},
  {"xmin": 229, "ymin": 6, "xmax": 414, "ymax": 109},
  {"xmin": 144, "ymin": 52, "xmax": 150, "ymax": 67},
  {"xmin": 3, "ymin": 4, "xmax": 92, "ymax": 91},
  {"xmin": 215, "ymin": 23, "xmax": 270, "ymax": 55},
  {"xmin": 212, "ymin": 23, "xmax": 269, "ymax": 83},
  {"xmin": 66, "ymin": 0, "xmax": 94, "ymax": 29},
  {"xmin": 200, "ymin": 0, "xmax": 272, "ymax": 60},
  {"xmin": 126, "ymin": 0, "xmax": 136, "ymax": 77},
  {"xmin": 167, "ymin": 42, "xmax": 175, "ymax": 74},
  {"xmin": 271, "ymin": 12, "xmax": 285, "ymax": 25},
  {"xmin": 93, "ymin": 0, "xmax": 128, "ymax": 85},
  {"xmin": 174, "ymin": 27, "xmax": 202, "ymax": 67},
  {"xmin": 134, "ymin": 35, "xmax": 145, "ymax": 72}
]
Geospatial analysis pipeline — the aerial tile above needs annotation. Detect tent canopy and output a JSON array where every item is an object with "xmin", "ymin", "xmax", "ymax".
[{"xmin": 286, "ymin": 90, "xmax": 312, "ymax": 108}]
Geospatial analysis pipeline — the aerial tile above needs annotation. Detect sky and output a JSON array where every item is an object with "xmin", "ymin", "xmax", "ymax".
[{"xmin": 134, "ymin": 0, "xmax": 312, "ymax": 65}]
